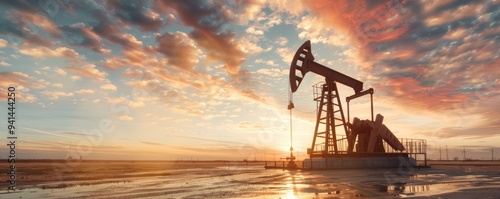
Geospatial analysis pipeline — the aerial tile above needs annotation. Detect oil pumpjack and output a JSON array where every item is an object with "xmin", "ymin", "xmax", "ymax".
[{"xmin": 288, "ymin": 41, "xmax": 421, "ymax": 169}]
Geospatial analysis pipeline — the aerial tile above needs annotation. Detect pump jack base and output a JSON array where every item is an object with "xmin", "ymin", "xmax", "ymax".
[
  {"xmin": 303, "ymin": 154, "xmax": 416, "ymax": 169},
  {"xmin": 287, "ymin": 161, "xmax": 298, "ymax": 169},
  {"xmin": 265, "ymin": 153, "xmax": 418, "ymax": 170}
]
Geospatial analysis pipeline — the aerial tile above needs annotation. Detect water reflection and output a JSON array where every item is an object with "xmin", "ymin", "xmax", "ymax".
[
  {"xmin": 284, "ymin": 170, "xmax": 301, "ymax": 199},
  {"xmin": 378, "ymin": 183, "xmax": 430, "ymax": 194}
]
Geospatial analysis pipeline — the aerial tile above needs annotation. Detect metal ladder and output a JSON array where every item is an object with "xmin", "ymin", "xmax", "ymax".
[{"xmin": 310, "ymin": 82, "xmax": 348, "ymax": 156}]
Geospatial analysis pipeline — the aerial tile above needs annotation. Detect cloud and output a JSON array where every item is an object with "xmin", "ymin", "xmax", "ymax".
[
  {"xmin": 246, "ymin": 26, "xmax": 264, "ymax": 35},
  {"xmin": 237, "ymin": 121, "xmax": 266, "ymax": 130},
  {"xmin": 70, "ymin": 76, "xmax": 81, "ymax": 81},
  {"xmin": 101, "ymin": 83, "xmax": 117, "ymax": 91},
  {"xmin": 303, "ymin": 0, "xmax": 411, "ymax": 47},
  {"xmin": 275, "ymin": 37, "xmax": 288, "ymax": 46},
  {"xmin": 238, "ymin": 37, "xmax": 263, "ymax": 54},
  {"xmin": 74, "ymin": 89, "xmax": 95, "ymax": 94},
  {"xmin": 156, "ymin": 0, "xmax": 250, "ymax": 82},
  {"xmin": 52, "ymin": 83, "xmax": 63, "ymax": 88},
  {"xmin": 93, "ymin": 18, "xmax": 144, "ymax": 50},
  {"xmin": 66, "ymin": 64, "xmax": 107, "ymax": 82},
  {"xmin": 268, "ymin": 0, "xmax": 306, "ymax": 15},
  {"xmin": 276, "ymin": 47, "xmax": 294, "ymax": 63},
  {"xmin": 41, "ymin": 90, "xmax": 74, "ymax": 100},
  {"xmin": 106, "ymin": 0, "xmax": 164, "ymax": 31},
  {"xmin": 0, "ymin": 39, "xmax": 7, "ymax": 48},
  {"xmin": 374, "ymin": 76, "xmax": 469, "ymax": 111},
  {"xmin": 54, "ymin": 68, "xmax": 67, "ymax": 76},
  {"xmin": 3, "ymin": 1, "xmax": 270, "ymax": 113},
  {"xmin": 19, "ymin": 46, "xmax": 81, "ymax": 59},
  {"xmin": 100, "ymin": 47, "xmax": 162, "ymax": 70},
  {"xmin": 417, "ymin": 97, "xmax": 500, "ymax": 138},
  {"xmin": 107, "ymin": 97, "xmax": 126, "ymax": 104},
  {"xmin": 256, "ymin": 68, "xmax": 287, "ymax": 77},
  {"xmin": 122, "ymin": 68, "xmax": 144, "ymax": 77},
  {"xmin": 59, "ymin": 23, "xmax": 109, "ymax": 54},
  {"xmin": 12, "ymin": 11, "xmax": 61, "ymax": 37},
  {"xmin": 119, "ymin": 115, "xmax": 134, "ymax": 121},
  {"xmin": 20, "ymin": 92, "xmax": 37, "ymax": 103},
  {"xmin": 0, "ymin": 4, "xmax": 57, "ymax": 46},
  {"xmin": 297, "ymin": 15, "xmax": 351, "ymax": 46},
  {"xmin": 156, "ymin": 31, "xmax": 202, "ymax": 71},
  {"xmin": 0, "ymin": 61, "xmax": 11, "ymax": 67},
  {"xmin": 302, "ymin": 0, "xmax": 500, "ymax": 139},
  {"xmin": 0, "ymin": 71, "xmax": 45, "ymax": 89},
  {"xmin": 128, "ymin": 101, "xmax": 145, "ymax": 108},
  {"xmin": 190, "ymin": 30, "xmax": 246, "ymax": 80},
  {"xmin": 423, "ymin": 2, "xmax": 487, "ymax": 27},
  {"xmin": 304, "ymin": 0, "xmax": 499, "ymax": 108},
  {"xmin": 0, "ymin": 72, "xmax": 41, "ymax": 103},
  {"xmin": 173, "ymin": 106, "xmax": 204, "ymax": 116},
  {"xmin": 265, "ymin": 60, "xmax": 278, "ymax": 66},
  {"xmin": 4, "ymin": 1, "xmax": 144, "ymax": 54},
  {"xmin": 142, "ymin": 141, "xmax": 163, "ymax": 146},
  {"xmin": 239, "ymin": 89, "xmax": 267, "ymax": 104}
]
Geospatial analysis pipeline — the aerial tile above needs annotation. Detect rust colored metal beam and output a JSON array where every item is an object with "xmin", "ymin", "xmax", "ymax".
[
  {"xmin": 366, "ymin": 114, "xmax": 406, "ymax": 152},
  {"xmin": 289, "ymin": 40, "xmax": 363, "ymax": 94},
  {"xmin": 346, "ymin": 88, "xmax": 373, "ymax": 102},
  {"xmin": 367, "ymin": 114, "xmax": 383, "ymax": 152}
]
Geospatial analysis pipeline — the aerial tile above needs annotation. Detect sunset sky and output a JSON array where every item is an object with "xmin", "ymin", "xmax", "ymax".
[{"xmin": 0, "ymin": 0, "xmax": 499, "ymax": 160}]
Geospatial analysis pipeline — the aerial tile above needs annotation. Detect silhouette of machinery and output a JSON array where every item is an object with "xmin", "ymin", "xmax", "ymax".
[{"xmin": 288, "ymin": 40, "xmax": 405, "ymax": 158}]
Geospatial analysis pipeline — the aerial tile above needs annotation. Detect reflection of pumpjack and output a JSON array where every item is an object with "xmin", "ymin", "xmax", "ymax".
[{"xmin": 288, "ymin": 40, "xmax": 405, "ymax": 158}]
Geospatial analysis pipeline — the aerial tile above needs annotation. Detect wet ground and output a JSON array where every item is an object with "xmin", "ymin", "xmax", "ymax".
[{"xmin": 1, "ymin": 160, "xmax": 499, "ymax": 198}]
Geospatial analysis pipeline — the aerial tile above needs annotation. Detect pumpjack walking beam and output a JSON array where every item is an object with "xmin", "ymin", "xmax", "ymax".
[{"xmin": 289, "ymin": 41, "xmax": 364, "ymax": 94}]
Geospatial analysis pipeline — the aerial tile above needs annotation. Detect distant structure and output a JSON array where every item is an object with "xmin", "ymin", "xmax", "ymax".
[
  {"xmin": 446, "ymin": 145, "xmax": 449, "ymax": 160},
  {"xmin": 463, "ymin": 147, "xmax": 466, "ymax": 160},
  {"xmin": 66, "ymin": 142, "xmax": 73, "ymax": 160},
  {"xmin": 440, "ymin": 146, "xmax": 442, "ymax": 161},
  {"xmin": 492, "ymin": 149, "xmax": 494, "ymax": 161}
]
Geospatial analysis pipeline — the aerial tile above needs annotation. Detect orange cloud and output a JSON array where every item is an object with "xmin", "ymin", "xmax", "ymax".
[
  {"xmin": 0, "ymin": 72, "xmax": 40, "ymax": 103},
  {"xmin": 303, "ymin": 0, "xmax": 499, "ymax": 116},
  {"xmin": 19, "ymin": 46, "xmax": 81, "ymax": 59},
  {"xmin": 66, "ymin": 64, "xmax": 107, "ymax": 82},
  {"xmin": 13, "ymin": 11, "xmax": 61, "ymax": 37},
  {"xmin": 156, "ymin": 1, "xmax": 251, "ymax": 83},
  {"xmin": 304, "ymin": 0, "xmax": 409, "ymax": 47},
  {"xmin": 156, "ymin": 31, "xmax": 202, "ymax": 71},
  {"xmin": 40, "ymin": 90, "xmax": 74, "ymax": 100}
]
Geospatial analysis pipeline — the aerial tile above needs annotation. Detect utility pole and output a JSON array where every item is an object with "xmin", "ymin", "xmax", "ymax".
[
  {"xmin": 446, "ymin": 145, "xmax": 448, "ymax": 161},
  {"xmin": 439, "ymin": 146, "xmax": 442, "ymax": 161},
  {"xmin": 492, "ymin": 149, "xmax": 494, "ymax": 161},
  {"xmin": 463, "ymin": 147, "xmax": 466, "ymax": 161}
]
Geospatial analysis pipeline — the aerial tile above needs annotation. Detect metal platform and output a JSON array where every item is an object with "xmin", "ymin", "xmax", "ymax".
[
  {"xmin": 308, "ymin": 137, "xmax": 427, "ymax": 164},
  {"xmin": 265, "ymin": 154, "xmax": 418, "ymax": 170}
]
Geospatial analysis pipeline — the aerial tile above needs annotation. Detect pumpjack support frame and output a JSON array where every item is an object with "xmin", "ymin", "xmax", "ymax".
[{"xmin": 309, "ymin": 82, "xmax": 349, "ymax": 156}]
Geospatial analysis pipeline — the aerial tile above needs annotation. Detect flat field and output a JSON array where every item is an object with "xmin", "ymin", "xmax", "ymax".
[{"xmin": 0, "ymin": 160, "xmax": 499, "ymax": 198}]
